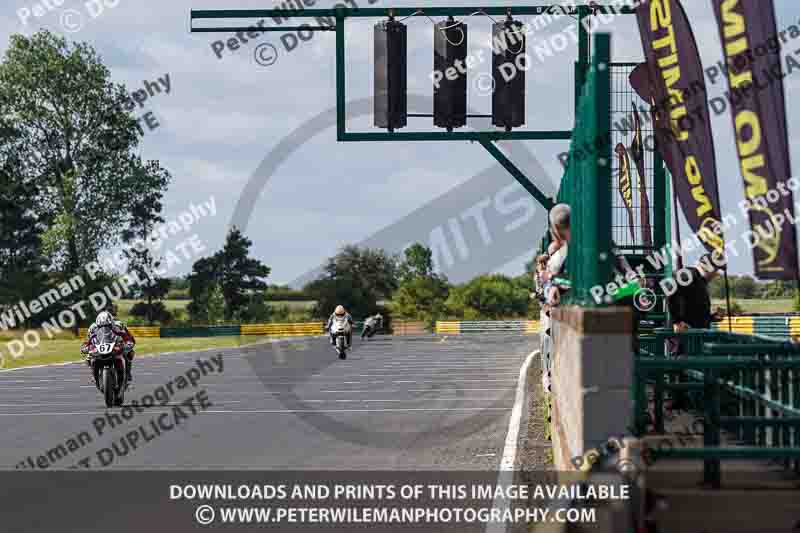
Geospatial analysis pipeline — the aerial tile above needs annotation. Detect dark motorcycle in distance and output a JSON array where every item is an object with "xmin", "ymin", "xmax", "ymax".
[{"xmin": 87, "ymin": 326, "xmax": 129, "ymax": 408}]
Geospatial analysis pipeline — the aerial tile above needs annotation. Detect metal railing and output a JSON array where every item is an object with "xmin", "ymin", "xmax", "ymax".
[
  {"xmin": 635, "ymin": 329, "xmax": 800, "ymax": 487},
  {"xmin": 552, "ymin": 33, "xmax": 614, "ymax": 305}
]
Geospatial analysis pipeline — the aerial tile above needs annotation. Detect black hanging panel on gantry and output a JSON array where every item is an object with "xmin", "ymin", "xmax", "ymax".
[
  {"xmin": 433, "ymin": 18, "xmax": 467, "ymax": 130},
  {"xmin": 492, "ymin": 20, "xmax": 526, "ymax": 130},
  {"xmin": 374, "ymin": 20, "xmax": 407, "ymax": 131}
]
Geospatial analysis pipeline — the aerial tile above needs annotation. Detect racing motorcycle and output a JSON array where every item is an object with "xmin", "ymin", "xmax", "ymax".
[
  {"xmin": 361, "ymin": 316, "xmax": 382, "ymax": 339},
  {"xmin": 85, "ymin": 326, "xmax": 130, "ymax": 408},
  {"xmin": 329, "ymin": 315, "xmax": 351, "ymax": 360}
]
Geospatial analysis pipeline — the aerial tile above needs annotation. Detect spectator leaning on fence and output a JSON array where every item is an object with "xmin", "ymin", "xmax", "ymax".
[
  {"xmin": 532, "ymin": 254, "xmax": 549, "ymax": 299},
  {"xmin": 539, "ymin": 203, "xmax": 571, "ymax": 389},
  {"xmin": 543, "ymin": 203, "xmax": 571, "ymax": 306}
]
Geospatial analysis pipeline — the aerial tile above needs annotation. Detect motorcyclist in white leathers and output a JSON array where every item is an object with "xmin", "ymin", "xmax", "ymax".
[
  {"xmin": 361, "ymin": 313, "xmax": 383, "ymax": 339},
  {"xmin": 326, "ymin": 305, "xmax": 354, "ymax": 347}
]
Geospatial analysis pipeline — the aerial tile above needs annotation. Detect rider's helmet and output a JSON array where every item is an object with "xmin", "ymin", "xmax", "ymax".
[
  {"xmin": 96, "ymin": 311, "xmax": 114, "ymax": 327},
  {"xmin": 376, "ymin": 313, "xmax": 383, "ymax": 320},
  {"xmin": 334, "ymin": 305, "xmax": 346, "ymax": 316}
]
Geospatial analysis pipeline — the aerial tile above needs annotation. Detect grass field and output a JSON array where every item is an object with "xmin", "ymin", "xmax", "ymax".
[
  {"xmin": 712, "ymin": 298, "xmax": 795, "ymax": 314},
  {"xmin": 113, "ymin": 299, "xmax": 316, "ymax": 321},
  {"xmin": 0, "ymin": 335, "xmax": 292, "ymax": 370}
]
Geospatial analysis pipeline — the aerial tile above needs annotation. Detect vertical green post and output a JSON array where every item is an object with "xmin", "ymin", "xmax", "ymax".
[
  {"xmin": 336, "ymin": 14, "xmax": 346, "ymax": 140},
  {"xmin": 580, "ymin": 32, "xmax": 612, "ymax": 302},
  {"xmin": 575, "ymin": 5, "xmax": 589, "ymax": 113}
]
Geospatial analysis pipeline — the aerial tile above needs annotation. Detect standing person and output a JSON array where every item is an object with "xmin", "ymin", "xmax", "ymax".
[
  {"xmin": 532, "ymin": 254, "xmax": 549, "ymax": 299},
  {"xmin": 543, "ymin": 204, "xmax": 571, "ymax": 306},
  {"xmin": 540, "ymin": 203, "xmax": 571, "ymax": 390},
  {"xmin": 664, "ymin": 257, "xmax": 720, "ymax": 413},
  {"xmin": 666, "ymin": 258, "xmax": 719, "ymax": 351}
]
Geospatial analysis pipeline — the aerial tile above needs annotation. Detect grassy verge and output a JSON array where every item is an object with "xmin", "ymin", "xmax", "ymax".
[
  {"xmin": 537, "ymin": 369, "xmax": 554, "ymax": 466},
  {"xmin": 0, "ymin": 335, "xmax": 293, "ymax": 370},
  {"xmin": 712, "ymin": 298, "xmax": 795, "ymax": 314}
]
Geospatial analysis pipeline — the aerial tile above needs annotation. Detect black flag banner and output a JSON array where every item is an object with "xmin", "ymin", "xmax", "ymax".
[
  {"xmin": 615, "ymin": 143, "xmax": 637, "ymax": 243},
  {"xmin": 711, "ymin": 0, "xmax": 800, "ymax": 279},
  {"xmin": 630, "ymin": 103, "xmax": 653, "ymax": 247},
  {"xmin": 634, "ymin": 0, "xmax": 725, "ymax": 259}
]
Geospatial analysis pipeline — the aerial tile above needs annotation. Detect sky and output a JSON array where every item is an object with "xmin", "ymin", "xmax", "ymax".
[{"xmin": 3, "ymin": 1, "xmax": 800, "ymax": 285}]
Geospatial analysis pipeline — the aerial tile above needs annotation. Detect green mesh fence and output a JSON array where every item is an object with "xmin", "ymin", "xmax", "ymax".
[{"xmin": 552, "ymin": 33, "xmax": 613, "ymax": 305}]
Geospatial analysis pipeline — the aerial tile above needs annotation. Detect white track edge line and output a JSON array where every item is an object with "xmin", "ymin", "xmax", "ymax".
[{"xmin": 485, "ymin": 349, "xmax": 539, "ymax": 533}]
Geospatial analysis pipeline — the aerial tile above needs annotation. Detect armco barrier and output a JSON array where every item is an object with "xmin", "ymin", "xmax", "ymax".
[
  {"xmin": 435, "ymin": 322, "xmax": 460, "ymax": 334},
  {"xmin": 713, "ymin": 316, "xmax": 754, "ymax": 335},
  {"xmin": 712, "ymin": 315, "xmax": 800, "ymax": 339},
  {"xmin": 127, "ymin": 326, "xmax": 161, "ymax": 337},
  {"xmin": 435, "ymin": 320, "xmax": 539, "ymax": 334},
  {"xmin": 241, "ymin": 323, "xmax": 324, "ymax": 336}
]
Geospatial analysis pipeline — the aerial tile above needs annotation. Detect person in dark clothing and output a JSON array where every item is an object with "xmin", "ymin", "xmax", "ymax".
[
  {"xmin": 664, "ymin": 259, "xmax": 720, "ymax": 415},
  {"xmin": 666, "ymin": 265, "xmax": 717, "ymax": 333}
]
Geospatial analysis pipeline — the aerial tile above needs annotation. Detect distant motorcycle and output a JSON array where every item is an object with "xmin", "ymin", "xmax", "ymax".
[
  {"xmin": 361, "ymin": 316, "xmax": 383, "ymax": 339},
  {"xmin": 329, "ymin": 315, "xmax": 351, "ymax": 359},
  {"xmin": 85, "ymin": 326, "xmax": 130, "ymax": 408}
]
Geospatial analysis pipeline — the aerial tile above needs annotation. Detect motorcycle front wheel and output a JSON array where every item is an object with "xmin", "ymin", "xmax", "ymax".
[
  {"xmin": 102, "ymin": 368, "xmax": 115, "ymax": 408},
  {"xmin": 337, "ymin": 336, "xmax": 346, "ymax": 359},
  {"xmin": 115, "ymin": 366, "xmax": 125, "ymax": 406}
]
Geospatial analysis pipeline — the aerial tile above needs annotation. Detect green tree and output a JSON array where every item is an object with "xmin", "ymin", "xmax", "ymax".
[
  {"xmin": 445, "ymin": 274, "xmax": 529, "ymax": 320},
  {"xmin": 732, "ymin": 275, "xmax": 757, "ymax": 299},
  {"xmin": 398, "ymin": 243, "xmax": 434, "ymax": 282},
  {"xmin": 0, "ymin": 31, "xmax": 165, "ymax": 287},
  {"xmin": 707, "ymin": 275, "xmax": 726, "ymax": 299},
  {"xmin": 207, "ymin": 284, "xmax": 225, "ymax": 324},
  {"xmin": 122, "ymin": 160, "xmax": 171, "ymax": 324},
  {"xmin": 391, "ymin": 276, "xmax": 449, "ymax": 325},
  {"xmin": 217, "ymin": 227, "xmax": 271, "ymax": 320},
  {"xmin": 187, "ymin": 256, "xmax": 218, "ymax": 322},
  {"xmin": 391, "ymin": 244, "xmax": 449, "ymax": 325},
  {"xmin": 0, "ymin": 110, "xmax": 48, "ymax": 327},
  {"xmin": 306, "ymin": 246, "xmax": 398, "ymax": 318},
  {"xmin": 187, "ymin": 228, "xmax": 271, "ymax": 322}
]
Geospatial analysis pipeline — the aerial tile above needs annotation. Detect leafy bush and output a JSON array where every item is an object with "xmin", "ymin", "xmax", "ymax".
[
  {"xmin": 166, "ymin": 288, "xmax": 190, "ymax": 300},
  {"xmin": 128, "ymin": 301, "xmax": 172, "ymax": 323},
  {"xmin": 390, "ymin": 275, "xmax": 449, "ymax": 325},
  {"xmin": 445, "ymin": 274, "xmax": 529, "ymax": 320},
  {"xmin": 264, "ymin": 287, "xmax": 312, "ymax": 301}
]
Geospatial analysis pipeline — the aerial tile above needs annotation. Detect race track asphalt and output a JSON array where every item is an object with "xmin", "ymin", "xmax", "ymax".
[{"xmin": 0, "ymin": 335, "xmax": 537, "ymax": 470}]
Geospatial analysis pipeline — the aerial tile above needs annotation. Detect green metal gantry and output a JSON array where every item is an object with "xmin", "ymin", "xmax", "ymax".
[{"xmin": 190, "ymin": 4, "xmax": 635, "ymax": 212}]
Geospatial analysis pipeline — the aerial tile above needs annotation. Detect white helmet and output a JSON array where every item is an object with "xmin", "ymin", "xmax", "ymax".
[
  {"xmin": 334, "ymin": 305, "xmax": 346, "ymax": 316},
  {"xmin": 96, "ymin": 311, "xmax": 114, "ymax": 327}
]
